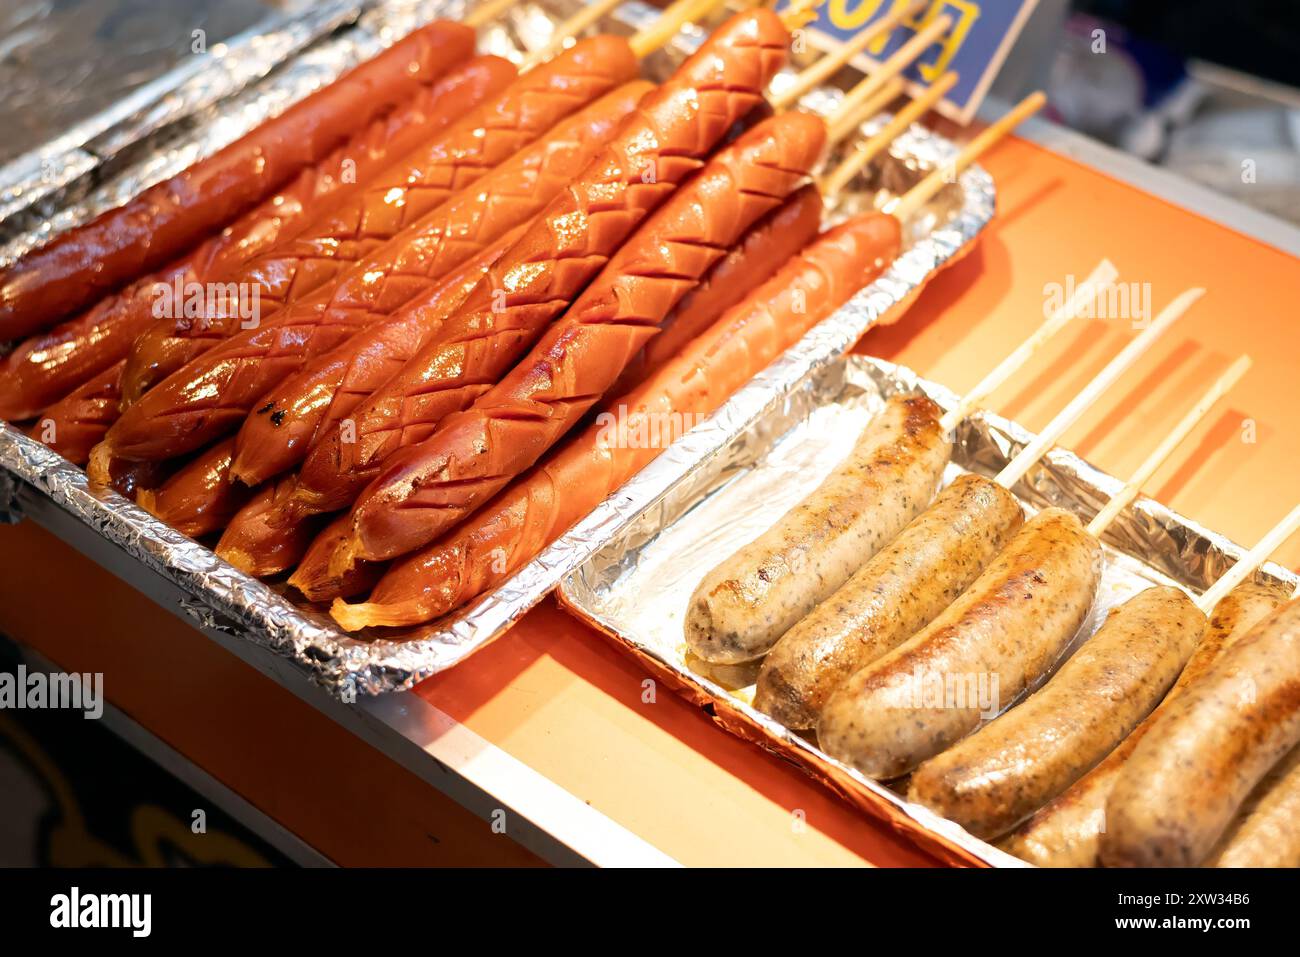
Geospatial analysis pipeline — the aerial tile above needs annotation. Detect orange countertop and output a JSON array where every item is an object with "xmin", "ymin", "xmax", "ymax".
[{"xmin": 3, "ymin": 129, "xmax": 1298, "ymax": 867}]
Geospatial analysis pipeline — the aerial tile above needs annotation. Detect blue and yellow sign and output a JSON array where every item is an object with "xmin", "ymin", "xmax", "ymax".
[{"xmin": 782, "ymin": 0, "xmax": 1040, "ymax": 123}]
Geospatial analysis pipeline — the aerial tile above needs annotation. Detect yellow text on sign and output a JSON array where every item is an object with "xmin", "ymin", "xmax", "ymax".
[{"xmin": 825, "ymin": 0, "xmax": 980, "ymax": 82}]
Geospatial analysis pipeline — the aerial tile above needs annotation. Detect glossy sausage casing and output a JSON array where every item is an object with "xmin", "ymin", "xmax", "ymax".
[
  {"xmin": 336, "ymin": 109, "xmax": 827, "ymax": 566},
  {"xmin": 818, "ymin": 508, "xmax": 1102, "ymax": 779},
  {"xmin": 330, "ymin": 212, "xmax": 904, "ymax": 631},
  {"xmin": 755, "ymin": 473, "xmax": 1024, "ymax": 729},
  {"xmin": 0, "ymin": 52, "xmax": 505, "ymax": 422},
  {"xmin": 1102, "ymin": 596, "xmax": 1300, "ymax": 867},
  {"xmin": 98, "ymin": 41, "xmax": 639, "ymax": 466},
  {"xmin": 285, "ymin": 10, "xmax": 791, "ymax": 530},
  {"xmin": 909, "ymin": 585, "xmax": 1203, "ymax": 839},
  {"xmin": 0, "ymin": 23, "xmax": 475, "ymax": 341},
  {"xmin": 684, "ymin": 394, "xmax": 951, "ymax": 665},
  {"xmin": 1002, "ymin": 579, "xmax": 1289, "ymax": 867},
  {"xmin": 226, "ymin": 79, "xmax": 655, "ymax": 487}
]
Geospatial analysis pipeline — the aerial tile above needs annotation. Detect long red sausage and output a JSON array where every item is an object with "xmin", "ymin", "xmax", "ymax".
[
  {"xmin": 118, "ymin": 54, "xmax": 520, "ymax": 404},
  {"xmin": 95, "ymin": 40, "xmax": 641, "ymax": 468},
  {"xmin": 330, "ymin": 212, "xmax": 904, "ymax": 627},
  {"xmin": 333, "ymin": 110, "xmax": 827, "ymax": 568},
  {"xmin": 28, "ymin": 363, "xmax": 125, "ymax": 465},
  {"xmin": 136, "ymin": 439, "xmax": 254, "ymax": 539},
  {"xmin": 613, "ymin": 183, "xmax": 823, "ymax": 395},
  {"xmin": 0, "ymin": 55, "xmax": 512, "ymax": 422},
  {"xmin": 211, "ymin": 222, "xmax": 535, "ymax": 576},
  {"xmin": 0, "ymin": 22, "xmax": 476, "ymax": 341},
  {"xmin": 225, "ymin": 82, "xmax": 656, "ymax": 486},
  {"xmin": 283, "ymin": 9, "xmax": 792, "ymax": 537}
]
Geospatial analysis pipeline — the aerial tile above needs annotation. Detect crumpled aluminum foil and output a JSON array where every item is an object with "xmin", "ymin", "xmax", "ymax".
[
  {"xmin": 0, "ymin": 0, "xmax": 463, "ymax": 265},
  {"xmin": 0, "ymin": 0, "xmax": 991, "ymax": 700},
  {"xmin": 556, "ymin": 355, "xmax": 1299, "ymax": 868}
]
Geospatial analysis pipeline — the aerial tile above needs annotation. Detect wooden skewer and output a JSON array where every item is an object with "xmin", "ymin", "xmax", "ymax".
[
  {"xmin": 772, "ymin": 0, "xmax": 927, "ymax": 110},
  {"xmin": 1196, "ymin": 503, "xmax": 1300, "ymax": 613},
  {"xmin": 888, "ymin": 90, "xmax": 1046, "ymax": 221},
  {"xmin": 821, "ymin": 15, "xmax": 952, "ymax": 134},
  {"xmin": 823, "ymin": 70, "xmax": 957, "ymax": 198},
  {"xmin": 825, "ymin": 77, "xmax": 905, "ymax": 145},
  {"xmin": 995, "ymin": 287, "xmax": 1205, "ymax": 491},
  {"xmin": 938, "ymin": 259, "xmax": 1120, "ymax": 435},
  {"xmin": 629, "ymin": 0, "xmax": 729, "ymax": 59},
  {"xmin": 1087, "ymin": 354, "xmax": 1252, "ymax": 539},
  {"xmin": 464, "ymin": 0, "xmax": 517, "ymax": 29},
  {"xmin": 520, "ymin": 0, "xmax": 628, "ymax": 70}
]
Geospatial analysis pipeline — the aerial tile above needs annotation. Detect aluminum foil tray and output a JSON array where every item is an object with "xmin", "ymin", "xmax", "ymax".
[
  {"xmin": 0, "ymin": 0, "xmax": 993, "ymax": 699},
  {"xmin": 555, "ymin": 355, "xmax": 1300, "ymax": 867}
]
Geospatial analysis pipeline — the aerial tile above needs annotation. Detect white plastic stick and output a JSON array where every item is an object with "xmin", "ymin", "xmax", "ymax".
[
  {"xmin": 939, "ymin": 259, "xmax": 1119, "ymax": 434},
  {"xmin": 995, "ymin": 287, "xmax": 1205, "ymax": 490}
]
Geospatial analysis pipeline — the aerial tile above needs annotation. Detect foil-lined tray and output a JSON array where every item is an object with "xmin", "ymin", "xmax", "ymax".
[
  {"xmin": 0, "ymin": 0, "xmax": 463, "ymax": 265},
  {"xmin": 0, "ymin": 0, "xmax": 992, "ymax": 699},
  {"xmin": 555, "ymin": 355, "xmax": 1300, "ymax": 868}
]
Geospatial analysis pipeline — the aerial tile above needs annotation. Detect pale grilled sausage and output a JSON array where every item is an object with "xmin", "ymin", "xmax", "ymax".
[
  {"xmin": 909, "ymin": 585, "xmax": 1203, "ymax": 839},
  {"xmin": 1002, "ymin": 579, "xmax": 1289, "ymax": 867},
  {"xmin": 1101, "ymin": 596, "xmax": 1300, "ymax": 867},
  {"xmin": 754, "ymin": 473, "xmax": 1024, "ymax": 729},
  {"xmin": 817, "ymin": 508, "xmax": 1102, "ymax": 779},
  {"xmin": 1207, "ymin": 744, "xmax": 1300, "ymax": 867},
  {"xmin": 684, "ymin": 394, "xmax": 951, "ymax": 664}
]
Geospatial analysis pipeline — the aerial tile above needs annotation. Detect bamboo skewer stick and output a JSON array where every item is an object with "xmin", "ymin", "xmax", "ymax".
[
  {"xmin": 464, "ymin": 0, "xmax": 517, "ymax": 29},
  {"xmin": 825, "ymin": 77, "xmax": 905, "ymax": 144},
  {"xmin": 888, "ymin": 90, "xmax": 1046, "ymax": 221},
  {"xmin": 773, "ymin": 0, "xmax": 927, "ymax": 109},
  {"xmin": 823, "ymin": 71, "xmax": 957, "ymax": 198},
  {"xmin": 1197, "ymin": 504, "xmax": 1300, "ymax": 613},
  {"xmin": 994, "ymin": 287, "xmax": 1206, "ymax": 491},
  {"xmin": 938, "ymin": 259, "xmax": 1120, "ymax": 435},
  {"xmin": 520, "ymin": 0, "xmax": 629, "ymax": 70},
  {"xmin": 1087, "ymin": 355, "xmax": 1252, "ymax": 539},
  {"xmin": 820, "ymin": 15, "xmax": 952, "ymax": 130},
  {"xmin": 629, "ymin": 0, "xmax": 730, "ymax": 59}
]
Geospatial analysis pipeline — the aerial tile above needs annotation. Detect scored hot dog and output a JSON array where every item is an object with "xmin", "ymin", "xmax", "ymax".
[
  {"xmin": 330, "ymin": 212, "xmax": 905, "ymax": 629},
  {"xmin": 119, "ymin": 52, "xmax": 522, "ymax": 404},
  {"xmin": 613, "ymin": 184, "xmax": 823, "ymax": 395},
  {"xmin": 908, "ymin": 585, "xmax": 1203, "ymax": 839},
  {"xmin": 280, "ymin": 9, "xmax": 792, "ymax": 534},
  {"xmin": 0, "ymin": 22, "xmax": 477, "ymax": 341},
  {"xmin": 1002, "ymin": 579, "xmax": 1289, "ymax": 867},
  {"xmin": 94, "ymin": 41, "xmax": 643, "ymax": 468},
  {"xmin": 684, "ymin": 394, "xmax": 951, "ymax": 665},
  {"xmin": 28, "ymin": 363, "xmax": 125, "ymax": 465},
  {"xmin": 212, "ymin": 221, "xmax": 537, "ymax": 575},
  {"xmin": 818, "ymin": 508, "xmax": 1103, "ymax": 779},
  {"xmin": 331, "ymin": 109, "xmax": 828, "ymax": 570},
  {"xmin": 1101, "ymin": 596, "xmax": 1300, "ymax": 867},
  {"xmin": 137, "ymin": 439, "xmax": 254, "ymax": 539},
  {"xmin": 0, "ymin": 55, "xmax": 512, "ymax": 422},
  {"xmin": 754, "ymin": 473, "xmax": 1024, "ymax": 729},
  {"xmin": 225, "ymin": 81, "xmax": 657, "ymax": 486}
]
